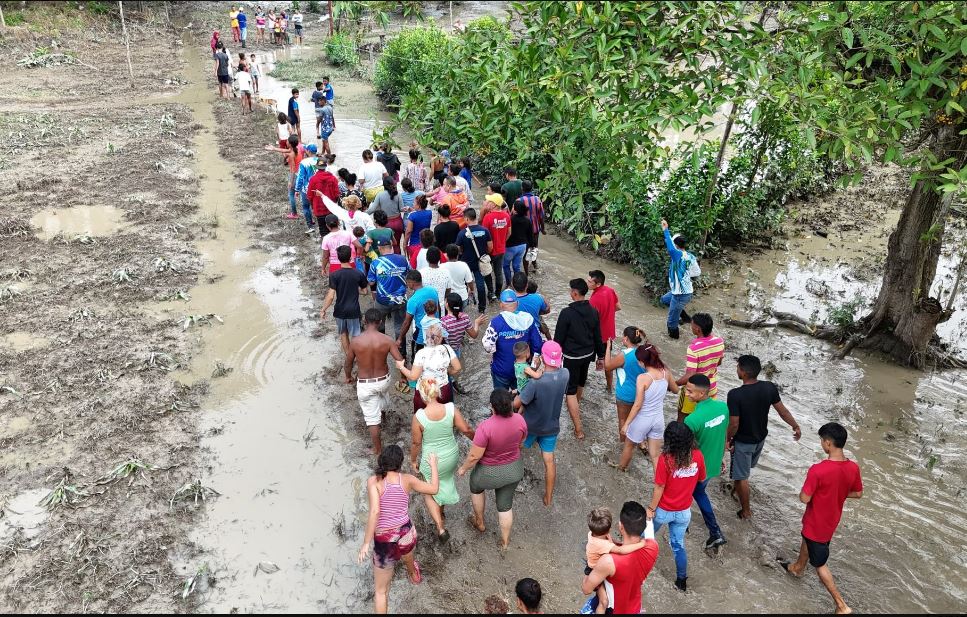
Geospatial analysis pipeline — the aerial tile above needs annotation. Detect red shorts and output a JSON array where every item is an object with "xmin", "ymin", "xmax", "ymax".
[{"xmin": 373, "ymin": 521, "xmax": 416, "ymax": 569}]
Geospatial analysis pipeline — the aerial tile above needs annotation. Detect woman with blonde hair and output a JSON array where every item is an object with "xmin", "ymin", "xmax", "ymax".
[
  {"xmin": 328, "ymin": 192, "xmax": 374, "ymax": 232},
  {"xmin": 396, "ymin": 320, "xmax": 461, "ymax": 412},
  {"xmin": 410, "ymin": 377, "xmax": 475, "ymax": 541}
]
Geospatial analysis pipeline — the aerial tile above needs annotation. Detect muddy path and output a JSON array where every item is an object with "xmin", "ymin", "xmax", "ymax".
[{"xmin": 184, "ymin": 23, "xmax": 965, "ymax": 615}]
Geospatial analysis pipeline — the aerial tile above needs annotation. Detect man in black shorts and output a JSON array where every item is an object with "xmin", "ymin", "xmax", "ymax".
[
  {"xmin": 553, "ymin": 278, "xmax": 604, "ymax": 440},
  {"xmin": 726, "ymin": 354, "xmax": 801, "ymax": 519},
  {"xmin": 213, "ymin": 42, "xmax": 231, "ymax": 98}
]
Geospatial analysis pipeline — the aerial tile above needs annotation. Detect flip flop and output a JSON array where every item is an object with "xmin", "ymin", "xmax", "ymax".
[
  {"xmin": 408, "ymin": 561, "xmax": 423, "ymax": 585},
  {"xmin": 438, "ymin": 529, "xmax": 451, "ymax": 543},
  {"xmin": 606, "ymin": 460, "xmax": 627, "ymax": 472},
  {"xmin": 777, "ymin": 558, "xmax": 801, "ymax": 577},
  {"xmin": 395, "ymin": 381, "xmax": 412, "ymax": 395}
]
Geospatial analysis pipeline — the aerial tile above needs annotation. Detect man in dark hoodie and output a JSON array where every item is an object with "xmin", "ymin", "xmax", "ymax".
[{"xmin": 554, "ymin": 278, "xmax": 605, "ymax": 440}]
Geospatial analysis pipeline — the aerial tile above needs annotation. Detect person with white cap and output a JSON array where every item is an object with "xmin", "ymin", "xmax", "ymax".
[
  {"xmin": 482, "ymin": 289, "xmax": 544, "ymax": 391},
  {"xmin": 659, "ymin": 218, "xmax": 699, "ymax": 339},
  {"xmin": 514, "ymin": 339, "xmax": 569, "ymax": 506}
]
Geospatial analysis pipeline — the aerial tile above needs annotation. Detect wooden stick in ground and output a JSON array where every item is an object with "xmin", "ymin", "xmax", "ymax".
[
  {"xmin": 119, "ymin": 1, "xmax": 134, "ymax": 83},
  {"xmin": 0, "ymin": 5, "xmax": 6, "ymax": 28}
]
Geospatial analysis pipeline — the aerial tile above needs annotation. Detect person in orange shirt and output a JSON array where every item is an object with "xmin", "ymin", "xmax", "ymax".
[{"xmin": 438, "ymin": 176, "xmax": 469, "ymax": 227}]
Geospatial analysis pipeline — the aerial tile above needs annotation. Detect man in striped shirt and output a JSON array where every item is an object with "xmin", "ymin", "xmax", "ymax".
[{"xmin": 676, "ymin": 313, "xmax": 725, "ymax": 422}]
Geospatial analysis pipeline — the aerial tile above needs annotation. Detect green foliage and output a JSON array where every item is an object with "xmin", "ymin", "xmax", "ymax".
[
  {"xmin": 307, "ymin": 0, "xmax": 320, "ymax": 13},
  {"xmin": 325, "ymin": 32, "xmax": 360, "ymax": 67},
  {"xmin": 86, "ymin": 1, "xmax": 111, "ymax": 15},
  {"xmin": 291, "ymin": 0, "xmax": 301, "ymax": 10},
  {"xmin": 373, "ymin": 26, "xmax": 449, "ymax": 104},
  {"xmin": 4, "ymin": 11, "xmax": 26, "ymax": 26},
  {"xmin": 827, "ymin": 299, "xmax": 863, "ymax": 341}
]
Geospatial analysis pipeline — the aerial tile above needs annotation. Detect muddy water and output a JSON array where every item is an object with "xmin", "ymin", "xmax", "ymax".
[
  {"xmin": 514, "ymin": 234, "xmax": 967, "ymax": 614},
  {"xmin": 0, "ymin": 331, "xmax": 50, "ymax": 353},
  {"xmin": 164, "ymin": 42, "xmax": 376, "ymax": 612},
  {"xmin": 29, "ymin": 204, "xmax": 130, "ymax": 241},
  {"xmin": 0, "ymin": 488, "xmax": 50, "ymax": 544},
  {"xmin": 168, "ymin": 33, "xmax": 966, "ymax": 616}
]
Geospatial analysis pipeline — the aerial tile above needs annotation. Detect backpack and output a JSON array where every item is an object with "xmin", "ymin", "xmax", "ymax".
[{"xmin": 685, "ymin": 252, "xmax": 702, "ymax": 278}]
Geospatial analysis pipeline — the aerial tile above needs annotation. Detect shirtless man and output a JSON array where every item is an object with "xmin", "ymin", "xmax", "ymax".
[{"xmin": 346, "ymin": 308, "xmax": 403, "ymax": 455}]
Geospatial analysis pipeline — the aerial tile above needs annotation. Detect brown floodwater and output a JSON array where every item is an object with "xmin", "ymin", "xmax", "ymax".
[
  {"xmin": 29, "ymin": 204, "xmax": 130, "ymax": 241},
  {"xmin": 168, "ymin": 28, "xmax": 966, "ymax": 616}
]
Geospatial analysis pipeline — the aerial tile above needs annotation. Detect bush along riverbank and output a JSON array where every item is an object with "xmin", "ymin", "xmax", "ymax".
[{"xmin": 370, "ymin": 13, "xmax": 839, "ymax": 293}]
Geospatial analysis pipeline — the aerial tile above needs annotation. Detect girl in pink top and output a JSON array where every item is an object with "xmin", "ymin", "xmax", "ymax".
[
  {"xmin": 457, "ymin": 389, "xmax": 527, "ymax": 548},
  {"xmin": 358, "ymin": 445, "xmax": 439, "ymax": 614},
  {"xmin": 321, "ymin": 214, "xmax": 356, "ymax": 274}
]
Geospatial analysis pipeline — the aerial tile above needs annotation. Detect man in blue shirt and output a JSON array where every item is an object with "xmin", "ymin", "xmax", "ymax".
[
  {"xmin": 396, "ymin": 270, "xmax": 439, "ymax": 363},
  {"xmin": 368, "ymin": 237, "xmax": 409, "ymax": 349},
  {"xmin": 294, "ymin": 143, "xmax": 318, "ymax": 233},
  {"xmin": 322, "ymin": 76, "xmax": 334, "ymax": 103},
  {"xmin": 660, "ymin": 218, "xmax": 696, "ymax": 339},
  {"xmin": 237, "ymin": 8, "xmax": 248, "ymax": 48},
  {"xmin": 457, "ymin": 208, "xmax": 492, "ymax": 313},
  {"xmin": 510, "ymin": 271, "xmax": 550, "ymax": 326},
  {"xmin": 482, "ymin": 290, "xmax": 544, "ymax": 390}
]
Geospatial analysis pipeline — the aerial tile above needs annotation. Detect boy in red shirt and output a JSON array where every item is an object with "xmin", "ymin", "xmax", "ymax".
[
  {"xmin": 587, "ymin": 270, "xmax": 620, "ymax": 391},
  {"xmin": 482, "ymin": 201, "xmax": 511, "ymax": 296},
  {"xmin": 781, "ymin": 422, "xmax": 863, "ymax": 615}
]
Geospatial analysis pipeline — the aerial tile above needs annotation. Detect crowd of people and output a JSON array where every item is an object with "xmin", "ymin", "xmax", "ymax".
[{"xmin": 247, "ymin": 65, "xmax": 864, "ymax": 615}]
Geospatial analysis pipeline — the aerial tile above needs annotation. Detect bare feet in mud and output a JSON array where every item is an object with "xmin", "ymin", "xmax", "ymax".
[
  {"xmin": 543, "ymin": 494, "xmax": 553, "ymax": 507},
  {"xmin": 778, "ymin": 559, "xmax": 803, "ymax": 577},
  {"xmin": 468, "ymin": 515, "xmax": 486, "ymax": 533},
  {"xmin": 737, "ymin": 509, "xmax": 752, "ymax": 520},
  {"xmin": 574, "ymin": 430, "xmax": 586, "ymax": 440}
]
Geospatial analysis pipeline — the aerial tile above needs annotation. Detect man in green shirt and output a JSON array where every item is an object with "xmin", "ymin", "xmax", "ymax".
[
  {"xmin": 684, "ymin": 373, "xmax": 728, "ymax": 549},
  {"xmin": 502, "ymin": 166, "xmax": 523, "ymax": 208}
]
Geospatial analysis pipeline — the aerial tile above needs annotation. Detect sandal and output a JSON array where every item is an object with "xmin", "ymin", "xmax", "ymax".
[
  {"xmin": 438, "ymin": 529, "xmax": 451, "ymax": 543},
  {"xmin": 408, "ymin": 561, "xmax": 423, "ymax": 585},
  {"xmin": 395, "ymin": 381, "xmax": 412, "ymax": 395}
]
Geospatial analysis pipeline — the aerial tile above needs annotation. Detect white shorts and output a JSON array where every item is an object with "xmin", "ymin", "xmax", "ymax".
[
  {"xmin": 357, "ymin": 375, "xmax": 391, "ymax": 426},
  {"xmin": 626, "ymin": 413, "xmax": 665, "ymax": 444}
]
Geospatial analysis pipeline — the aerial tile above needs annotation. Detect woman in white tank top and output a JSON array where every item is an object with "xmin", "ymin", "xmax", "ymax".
[{"xmin": 616, "ymin": 345, "xmax": 679, "ymax": 471}]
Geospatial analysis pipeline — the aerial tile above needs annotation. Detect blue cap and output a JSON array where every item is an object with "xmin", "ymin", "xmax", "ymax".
[
  {"xmin": 304, "ymin": 144, "xmax": 318, "ymax": 154},
  {"xmin": 499, "ymin": 289, "xmax": 518, "ymax": 303}
]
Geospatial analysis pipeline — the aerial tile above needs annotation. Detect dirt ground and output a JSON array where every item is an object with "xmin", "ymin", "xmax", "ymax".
[
  {"xmin": 2, "ymin": 2, "xmax": 964, "ymax": 615},
  {"xmin": 0, "ymin": 5, "xmax": 211, "ymax": 614}
]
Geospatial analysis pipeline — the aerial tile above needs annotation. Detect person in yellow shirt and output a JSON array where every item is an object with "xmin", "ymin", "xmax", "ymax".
[{"xmin": 230, "ymin": 7, "xmax": 240, "ymax": 43}]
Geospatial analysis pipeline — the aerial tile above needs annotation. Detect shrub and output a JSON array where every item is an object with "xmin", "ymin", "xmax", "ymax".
[
  {"xmin": 5, "ymin": 11, "xmax": 26, "ymax": 26},
  {"xmin": 325, "ymin": 32, "xmax": 360, "ymax": 67},
  {"xmin": 307, "ymin": 0, "xmax": 320, "ymax": 13},
  {"xmin": 373, "ymin": 26, "xmax": 449, "ymax": 105}
]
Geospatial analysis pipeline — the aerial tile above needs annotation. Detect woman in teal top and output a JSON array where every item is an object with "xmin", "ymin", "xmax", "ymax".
[
  {"xmin": 603, "ymin": 326, "xmax": 646, "ymax": 443},
  {"xmin": 410, "ymin": 378, "xmax": 475, "ymax": 542}
]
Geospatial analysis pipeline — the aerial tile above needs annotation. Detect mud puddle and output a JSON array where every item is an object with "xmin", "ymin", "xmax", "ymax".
[
  {"xmin": 29, "ymin": 204, "xmax": 130, "ymax": 241},
  {"xmin": 0, "ymin": 488, "xmax": 50, "ymax": 544},
  {"xmin": 167, "ymin": 41, "xmax": 374, "ymax": 612},
  {"xmin": 0, "ymin": 331, "xmax": 50, "ymax": 352}
]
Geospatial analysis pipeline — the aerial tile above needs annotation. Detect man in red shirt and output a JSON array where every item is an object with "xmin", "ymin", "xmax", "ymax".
[
  {"xmin": 780, "ymin": 422, "xmax": 863, "ymax": 615},
  {"xmin": 307, "ymin": 157, "xmax": 339, "ymax": 239},
  {"xmin": 482, "ymin": 201, "xmax": 511, "ymax": 298},
  {"xmin": 587, "ymin": 270, "xmax": 621, "ymax": 392},
  {"xmin": 581, "ymin": 501, "xmax": 658, "ymax": 614}
]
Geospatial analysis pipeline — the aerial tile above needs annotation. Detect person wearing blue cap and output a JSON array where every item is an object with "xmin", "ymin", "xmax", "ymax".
[
  {"xmin": 482, "ymin": 289, "xmax": 544, "ymax": 390},
  {"xmin": 294, "ymin": 143, "xmax": 319, "ymax": 233}
]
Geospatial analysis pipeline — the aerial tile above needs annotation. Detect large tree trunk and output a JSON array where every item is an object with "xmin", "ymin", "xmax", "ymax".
[{"xmin": 862, "ymin": 124, "xmax": 967, "ymax": 367}]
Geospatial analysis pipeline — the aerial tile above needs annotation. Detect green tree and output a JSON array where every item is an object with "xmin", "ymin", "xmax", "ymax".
[{"xmin": 765, "ymin": 1, "xmax": 967, "ymax": 365}]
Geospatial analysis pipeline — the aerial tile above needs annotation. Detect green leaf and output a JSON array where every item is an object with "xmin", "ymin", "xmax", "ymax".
[{"xmin": 841, "ymin": 27, "xmax": 854, "ymax": 49}]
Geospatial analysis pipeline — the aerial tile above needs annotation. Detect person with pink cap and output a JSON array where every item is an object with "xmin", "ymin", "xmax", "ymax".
[{"xmin": 514, "ymin": 340, "xmax": 569, "ymax": 506}]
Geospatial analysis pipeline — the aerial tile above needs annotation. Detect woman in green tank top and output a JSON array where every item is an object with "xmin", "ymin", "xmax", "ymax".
[{"xmin": 411, "ymin": 378, "xmax": 475, "ymax": 541}]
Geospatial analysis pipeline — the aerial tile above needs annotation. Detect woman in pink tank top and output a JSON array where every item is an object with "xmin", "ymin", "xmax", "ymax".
[{"xmin": 358, "ymin": 445, "xmax": 439, "ymax": 614}]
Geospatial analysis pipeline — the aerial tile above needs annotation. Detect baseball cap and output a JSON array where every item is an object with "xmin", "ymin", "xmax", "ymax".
[
  {"xmin": 376, "ymin": 236, "xmax": 392, "ymax": 247},
  {"xmin": 541, "ymin": 341, "xmax": 563, "ymax": 367},
  {"xmin": 315, "ymin": 156, "xmax": 327, "ymax": 167},
  {"xmin": 304, "ymin": 143, "xmax": 318, "ymax": 154},
  {"xmin": 499, "ymin": 289, "xmax": 518, "ymax": 303}
]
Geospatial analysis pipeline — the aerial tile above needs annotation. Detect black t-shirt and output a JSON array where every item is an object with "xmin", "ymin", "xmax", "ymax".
[
  {"xmin": 330, "ymin": 267, "xmax": 368, "ymax": 319},
  {"xmin": 457, "ymin": 225, "xmax": 491, "ymax": 270},
  {"xmin": 507, "ymin": 214, "xmax": 533, "ymax": 248},
  {"xmin": 434, "ymin": 220, "xmax": 460, "ymax": 251},
  {"xmin": 727, "ymin": 380, "xmax": 782, "ymax": 444},
  {"xmin": 378, "ymin": 152, "xmax": 401, "ymax": 176}
]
